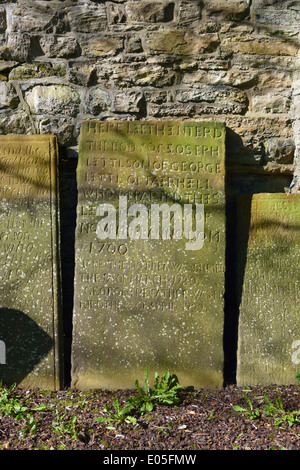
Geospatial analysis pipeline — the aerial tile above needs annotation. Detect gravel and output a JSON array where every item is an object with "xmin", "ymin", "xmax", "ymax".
[{"xmin": 0, "ymin": 383, "xmax": 299, "ymax": 451}]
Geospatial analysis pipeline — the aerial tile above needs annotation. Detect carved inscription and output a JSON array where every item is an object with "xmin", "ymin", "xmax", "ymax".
[
  {"xmin": 237, "ymin": 193, "xmax": 300, "ymax": 386},
  {"xmin": 0, "ymin": 135, "xmax": 63, "ymax": 390},
  {"xmin": 72, "ymin": 120, "xmax": 226, "ymax": 390}
]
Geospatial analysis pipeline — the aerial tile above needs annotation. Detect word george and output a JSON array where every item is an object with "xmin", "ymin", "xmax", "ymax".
[{"xmin": 96, "ymin": 196, "xmax": 204, "ymax": 251}]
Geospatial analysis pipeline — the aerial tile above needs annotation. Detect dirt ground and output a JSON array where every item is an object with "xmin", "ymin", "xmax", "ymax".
[{"xmin": 0, "ymin": 382, "xmax": 299, "ymax": 452}]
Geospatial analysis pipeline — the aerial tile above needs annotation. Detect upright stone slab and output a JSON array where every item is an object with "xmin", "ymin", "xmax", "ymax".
[
  {"xmin": 237, "ymin": 193, "xmax": 300, "ymax": 386},
  {"xmin": 72, "ymin": 120, "xmax": 226, "ymax": 389},
  {"xmin": 0, "ymin": 135, "xmax": 63, "ymax": 390}
]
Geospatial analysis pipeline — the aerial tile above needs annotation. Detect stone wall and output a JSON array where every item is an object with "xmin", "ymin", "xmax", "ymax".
[
  {"xmin": 0, "ymin": 0, "xmax": 298, "ymax": 183},
  {"xmin": 0, "ymin": 0, "xmax": 299, "ymax": 384}
]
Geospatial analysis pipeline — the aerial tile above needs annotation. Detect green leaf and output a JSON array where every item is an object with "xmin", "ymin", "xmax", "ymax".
[
  {"xmin": 125, "ymin": 416, "xmax": 137, "ymax": 425},
  {"xmin": 94, "ymin": 416, "xmax": 112, "ymax": 423},
  {"xmin": 233, "ymin": 405, "xmax": 247, "ymax": 412},
  {"xmin": 33, "ymin": 404, "xmax": 47, "ymax": 411},
  {"xmin": 146, "ymin": 401, "xmax": 154, "ymax": 412}
]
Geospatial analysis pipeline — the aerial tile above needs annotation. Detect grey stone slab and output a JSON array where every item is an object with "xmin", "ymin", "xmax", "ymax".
[
  {"xmin": 71, "ymin": 120, "xmax": 226, "ymax": 390},
  {"xmin": 237, "ymin": 193, "xmax": 300, "ymax": 386},
  {"xmin": 0, "ymin": 135, "xmax": 63, "ymax": 390}
]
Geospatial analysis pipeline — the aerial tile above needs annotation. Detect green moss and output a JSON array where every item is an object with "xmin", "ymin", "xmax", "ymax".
[{"xmin": 9, "ymin": 62, "xmax": 66, "ymax": 80}]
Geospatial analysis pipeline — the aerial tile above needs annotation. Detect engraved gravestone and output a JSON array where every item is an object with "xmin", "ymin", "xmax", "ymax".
[
  {"xmin": 71, "ymin": 120, "xmax": 226, "ymax": 389},
  {"xmin": 236, "ymin": 193, "xmax": 300, "ymax": 385},
  {"xmin": 0, "ymin": 135, "xmax": 63, "ymax": 390}
]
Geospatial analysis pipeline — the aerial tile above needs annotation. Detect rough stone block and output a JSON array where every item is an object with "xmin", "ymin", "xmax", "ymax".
[
  {"xmin": 5, "ymin": 33, "xmax": 31, "ymax": 62},
  {"xmin": 220, "ymin": 36, "xmax": 298, "ymax": 56},
  {"xmin": 204, "ymin": 0, "xmax": 250, "ymax": 20},
  {"xmin": 25, "ymin": 84, "xmax": 80, "ymax": 117},
  {"xmin": 39, "ymin": 35, "xmax": 80, "ymax": 59},
  {"xmin": 9, "ymin": 62, "xmax": 66, "ymax": 81},
  {"xmin": 145, "ymin": 30, "xmax": 220, "ymax": 55},
  {"xmin": 66, "ymin": 4, "xmax": 107, "ymax": 33},
  {"xmin": 10, "ymin": 4, "xmax": 57, "ymax": 33},
  {"xmin": 80, "ymin": 36, "xmax": 123, "ymax": 58},
  {"xmin": 86, "ymin": 86, "xmax": 111, "ymax": 115},
  {"xmin": 0, "ymin": 135, "xmax": 63, "ymax": 390},
  {"xmin": 0, "ymin": 82, "xmax": 19, "ymax": 109},
  {"xmin": 236, "ymin": 193, "xmax": 300, "ymax": 385},
  {"xmin": 251, "ymin": 91, "xmax": 291, "ymax": 114},
  {"xmin": 126, "ymin": 1, "xmax": 175, "ymax": 23},
  {"xmin": 113, "ymin": 90, "xmax": 144, "ymax": 113},
  {"xmin": 71, "ymin": 120, "xmax": 226, "ymax": 390}
]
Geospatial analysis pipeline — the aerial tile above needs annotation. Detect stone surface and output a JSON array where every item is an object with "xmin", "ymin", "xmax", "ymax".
[
  {"xmin": 236, "ymin": 193, "xmax": 300, "ymax": 386},
  {"xmin": 0, "ymin": 82, "xmax": 19, "ymax": 109},
  {"xmin": 220, "ymin": 36, "xmax": 298, "ymax": 56},
  {"xmin": 39, "ymin": 35, "xmax": 80, "ymax": 59},
  {"xmin": 25, "ymin": 84, "xmax": 80, "ymax": 117},
  {"xmin": 67, "ymin": 4, "xmax": 107, "ymax": 33},
  {"xmin": 125, "ymin": 1, "xmax": 175, "ymax": 23},
  {"xmin": 0, "ymin": 1, "xmax": 296, "ymax": 185},
  {"xmin": 0, "ymin": 0, "xmax": 297, "ymax": 388},
  {"xmin": 86, "ymin": 86, "xmax": 111, "ymax": 115},
  {"xmin": 71, "ymin": 120, "xmax": 226, "ymax": 390},
  {"xmin": 145, "ymin": 30, "xmax": 220, "ymax": 55},
  {"xmin": 9, "ymin": 62, "xmax": 66, "ymax": 80},
  {"xmin": 0, "ymin": 135, "xmax": 63, "ymax": 390},
  {"xmin": 80, "ymin": 36, "xmax": 123, "ymax": 58},
  {"xmin": 113, "ymin": 90, "xmax": 144, "ymax": 113}
]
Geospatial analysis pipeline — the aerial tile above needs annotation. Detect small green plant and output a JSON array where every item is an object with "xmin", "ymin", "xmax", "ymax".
[
  {"xmin": 232, "ymin": 392, "xmax": 261, "ymax": 420},
  {"xmin": 52, "ymin": 410, "xmax": 78, "ymax": 439},
  {"xmin": 94, "ymin": 398, "xmax": 137, "ymax": 425},
  {"xmin": 263, "ymin": 395, "xmax": 300, "ymax": 428},
  {"xmin": 127, "ymin": 368, "xmax": 182, "ymax": 415},
  {"xmin": 0, "ymin": 383, "xmax": 28, "ymax": 420},
  {"xmin": 94, "ymin": 368, "xmax": 182, "ymax": 426},
  {"xmin": 233, "ymin": 388, "xmax": 300, "ymax": 429},
  {"xmin": 0, "ymin": 383, "xmax": 41, "ymax": 436},
  {"xmin": 20, "ymin": 415, "xmax": 38, "ymax": 437},
  {"xmin": 207, "ymin": 410, "xmax": 216, "ymax": 421}
]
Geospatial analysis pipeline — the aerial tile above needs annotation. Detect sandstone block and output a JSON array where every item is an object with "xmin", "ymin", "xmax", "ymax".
[
  {"xmin": 10, "ymin": 4, "xmax": 57, "ymax": 33},
  {"xmin": 0, "ymin": 135, "xmax": 63, "ymax": 390},
  {"xmin": 71, "ymin": 120, "xmax": 226, "ymax": 390},
  {"xmin": 67, "ymin": 4, "xmax": 107, "ymax": 32},
  {"xmin": 113, "ymin": 90, "xmax": 144, "ymax": 113},
  {"xmin": 221, "ymin": 36, "xmax": 298, "ymax": 56},
  {"xmin": 251, "ymin": 91, "xmax": 291, "ymax": 114},
  {"xmin": 236, "ymin": 193, "xmax": 300, "ymax": 385},
  {"xmin": 126, "ymin": 1, "xmax": 175, "ymax": 23},
  {"xmin": 204, "ymin": 0, "xmax": 250, "ymax": 20},
  {"xmin": 9, "ymin": 62, "xmax": 66, "ymax": 80},
  {"xmin": 25, "ymin": 84, "xmax": 80, "ymax": 117},
  {"xmin": 145, "ymin": 31, "xmax": 220, "ymax": 55},
  {"xmin": 0, "ymin": 81, "xmax": 18, "ymax": 109},
  {"xmin": 80, "ymin": 36, "xmax": 123, "ymax": 57},
  {"xmin": 4, "ymin": 33, "xmax": 31, "ymax": 62},
  {"xmin": 39, "ymin": 35, "xmax": 80, "ymax": 58},
  {"xmin": 86, "ymin": 86, "xmax": 111, "ymax": 115}
]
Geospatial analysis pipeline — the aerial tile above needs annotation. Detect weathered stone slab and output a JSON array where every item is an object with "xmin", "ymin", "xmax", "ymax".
[
  {"xmin": 72, "ymin": 120, "xmax": 226, "ymax": 390},
  {"xmin": 236, "ymin": 193, "xmax": 300, "ymax": 386},
  {"xmin": 0, "ymin": 135, "xmax": 63, "ymax": 390}
]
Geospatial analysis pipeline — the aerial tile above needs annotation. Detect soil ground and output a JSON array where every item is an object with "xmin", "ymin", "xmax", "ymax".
[{"xmin": 0, "ymin": 382, "xmax": 299, "ymax": 452}]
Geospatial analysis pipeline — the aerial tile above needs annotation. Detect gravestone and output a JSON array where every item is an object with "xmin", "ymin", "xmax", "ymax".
[
  {"xmin": 236, "ymin": 193, "xmax": 300, "ymax": 385},
  {"xmin": 71, "ymin": 120, "xmax": 226, "ymax": 390},
  {"xmin": 0, "ymin": 135, "xmax": 63, "ymax": 390}
]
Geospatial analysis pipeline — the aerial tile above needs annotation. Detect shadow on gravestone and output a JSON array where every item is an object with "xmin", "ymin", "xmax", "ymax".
[
  {"xmin": 223, "ymin": 127, "xmax": 293, "ymax": 384},
  {"xmin": 0, "ymin": 308, "xmax": 53, "ymax": 387}
]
